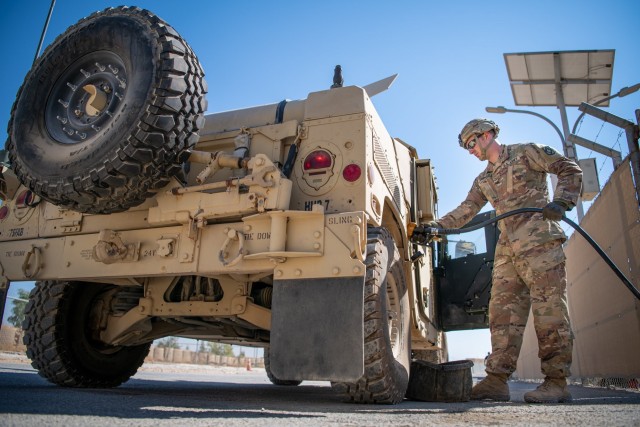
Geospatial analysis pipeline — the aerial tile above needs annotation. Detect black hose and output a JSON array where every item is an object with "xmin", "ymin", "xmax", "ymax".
[{"xmin": 426, "ymin": 207, "xmax": 640, "ymax": 301}]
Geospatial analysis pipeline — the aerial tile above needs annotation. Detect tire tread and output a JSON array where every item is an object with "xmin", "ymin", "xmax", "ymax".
[
  {"xmin": 22, "ymin": 280, "xmax": 150, "ymax": 388},
  {"xmin": 332, "ymin": 227, "xmax": 410, "ymax": 404},
  {"xmin": 7, "ymin": 6, "xmax": 207, "ymax": 214}
]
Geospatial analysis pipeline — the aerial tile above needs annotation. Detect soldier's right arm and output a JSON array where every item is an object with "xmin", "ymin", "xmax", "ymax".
[{"xmin": 437, "ymin": 178, "xmax": 487, "ymax": 229}]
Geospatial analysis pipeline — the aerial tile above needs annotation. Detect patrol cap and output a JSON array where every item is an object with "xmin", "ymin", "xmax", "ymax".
[{"xmin": 458, "ymin": 118, "xmax": 500, "ymax": 148}]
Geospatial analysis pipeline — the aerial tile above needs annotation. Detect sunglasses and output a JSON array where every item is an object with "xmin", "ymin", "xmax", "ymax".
[{"xmin": 462, "ymin": 134, "xmax": 480, "ymax": 150}]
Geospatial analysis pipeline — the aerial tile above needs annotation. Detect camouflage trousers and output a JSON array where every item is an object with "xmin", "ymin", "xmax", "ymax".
[{"xmin": 485, "ymin": 239, "xmax": 573, "ymax": 378}]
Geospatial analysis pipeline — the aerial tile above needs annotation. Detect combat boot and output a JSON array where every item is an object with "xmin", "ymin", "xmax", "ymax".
[
  {"xmin": 524, "ymin": 377, "xmax": 572, "ymax": 403},
  {"xmin": 471, "ymin": 373, "xmax": 510, "ymax": 401}
]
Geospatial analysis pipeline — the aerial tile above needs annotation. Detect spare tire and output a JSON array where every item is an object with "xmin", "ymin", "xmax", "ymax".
[{"xmin": 6, "ymin": 6, "xmax": 207, "ymax": 214}]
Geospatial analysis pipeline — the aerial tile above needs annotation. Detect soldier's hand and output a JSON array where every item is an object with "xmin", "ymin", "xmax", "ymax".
[{"xmin": 542, "ymin": 201, "xmax": 568, "ymax": 221}]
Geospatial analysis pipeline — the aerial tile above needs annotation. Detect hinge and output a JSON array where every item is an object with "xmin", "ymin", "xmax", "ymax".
[{"xmin": 60, "ymin": 210, "xmax": 83, "ymax": 233}]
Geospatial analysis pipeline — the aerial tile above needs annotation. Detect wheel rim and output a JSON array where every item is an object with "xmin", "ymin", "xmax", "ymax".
[
  {"xmin": 385, "ymin": 271, "xmax": 401, "ymax": 358},
  {"xmin": 45, "ymin": 51, "xmax": 127, "ymax": 144}
]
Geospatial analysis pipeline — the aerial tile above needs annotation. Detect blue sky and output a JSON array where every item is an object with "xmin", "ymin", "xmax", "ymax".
[{"xmin": 1, "ymin": 0, "xmax": 638, "ymax": 360}]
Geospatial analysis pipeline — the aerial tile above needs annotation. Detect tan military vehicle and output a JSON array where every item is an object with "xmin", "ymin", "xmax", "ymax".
[{"xmin": 0, "ymin": 7, "xmax": 494, "ymax": 404}]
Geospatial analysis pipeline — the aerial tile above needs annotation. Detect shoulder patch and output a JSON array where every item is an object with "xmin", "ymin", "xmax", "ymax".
[{"xmin": 543, "ymin": 146, "xmax": 557, "ymax": 155}]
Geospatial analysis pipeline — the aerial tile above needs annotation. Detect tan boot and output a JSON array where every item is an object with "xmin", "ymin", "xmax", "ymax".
[
  {"xmin": 471, "ymin": 373, "xmax": 510, "ymax": 401},
  {"xmin": 524, "ymin": 377, "xmax": 572, "ymax": 403}
]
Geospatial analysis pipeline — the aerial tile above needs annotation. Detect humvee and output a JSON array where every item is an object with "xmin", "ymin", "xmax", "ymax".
[{"xmin": 0, "ymin": 7, "xmax": 495, "ymax": 403}]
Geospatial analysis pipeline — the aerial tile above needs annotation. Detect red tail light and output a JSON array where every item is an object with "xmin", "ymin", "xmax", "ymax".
[
  {"xmin": 16, "ymin": 190, "xmax": 35, "ymax": 207},
  {"xmin": 303, "ymin": 150, "xmax": 333, "ymax": 171},
  {"xmin": 342, "ymin": 164, "xmax": 362, "ymax": 182}
]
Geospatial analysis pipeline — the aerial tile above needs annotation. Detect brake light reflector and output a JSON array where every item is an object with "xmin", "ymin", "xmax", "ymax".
[
  {"xmin": 342, "ymin": 164, "xmax": 361, "ymax": 182},
  {"xmin": 303, "ymin": 150, "xmax": 333, "ymax": 170},
  {"xmin": 16, "ymin": 190, "xmax": 35, "ymax": 207}
]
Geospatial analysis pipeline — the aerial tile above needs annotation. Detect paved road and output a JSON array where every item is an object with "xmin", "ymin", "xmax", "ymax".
[{"xmin": 1, "ymin": 360, "xmax": 639, "ymax": 426}]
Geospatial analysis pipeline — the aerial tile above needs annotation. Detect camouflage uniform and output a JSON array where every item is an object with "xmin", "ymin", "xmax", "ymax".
[{"xmin": 438, "ymin": 143, "xmax": 582, "ymax": 378}]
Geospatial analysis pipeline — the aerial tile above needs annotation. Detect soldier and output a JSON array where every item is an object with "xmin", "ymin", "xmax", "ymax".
[{"xmin": 430, "ymin": 119, "xmax": 582, "ymax": 403}]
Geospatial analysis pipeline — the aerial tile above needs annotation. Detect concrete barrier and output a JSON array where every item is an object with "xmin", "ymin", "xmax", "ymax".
[
  {"xmin": 1, "ymin": 324, "xmax": 266, "ymax": 368},
  {"xmin": 0, "ymin": 326, "xmax": 26, "ymax": 353},
  {"xmin": 124, "ymin": 343, "xmax": 266, "ymax": 368}
]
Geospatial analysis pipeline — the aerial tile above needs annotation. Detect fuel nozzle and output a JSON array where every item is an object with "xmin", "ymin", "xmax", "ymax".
[{"xmin": 408, "ymin": 222, "xmax": 442, "ymax": 245}]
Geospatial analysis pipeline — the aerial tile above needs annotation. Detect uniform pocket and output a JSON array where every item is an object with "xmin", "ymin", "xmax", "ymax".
[
  {"xmin": 509, "ymin": 163, "xmax": 529, "ymax": 195},
  {"xmin": 525, "ymin": 242, "xmax": 566, "ymax": 273},
  {"xmin": 478, "ymin": 178, "xmax": 499, "ymax": 205}
]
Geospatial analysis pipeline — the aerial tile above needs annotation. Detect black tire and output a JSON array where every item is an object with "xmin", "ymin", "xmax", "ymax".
[
  {"xmin": 7, "ymin": 6, "xmax": 207, "ymax": 214},
  {"xmin": 331, "ymin": 227, "xmax": 411, "ymax": 404},
  {"xmin": 22, "ymin": 280, "xmax": 151, "ymax": 387},
  {"xmin": 264, "ymin": 348, "xmax": 302, "ymax": 386}
]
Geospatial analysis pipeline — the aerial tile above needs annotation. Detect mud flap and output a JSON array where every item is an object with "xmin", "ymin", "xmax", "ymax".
[{"xmin": 270, "ymin": 277, "xmax": 364, "ymax": 381}]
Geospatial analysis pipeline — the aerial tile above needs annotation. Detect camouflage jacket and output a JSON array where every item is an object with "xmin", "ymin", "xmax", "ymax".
[{"xmin": 438, "ymin": 143, "xmax": 583, "ymax": 253}]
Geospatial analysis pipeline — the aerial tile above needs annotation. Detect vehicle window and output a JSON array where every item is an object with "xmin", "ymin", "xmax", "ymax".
[{"xmin": 447, "ymin": 229, "xmax": 487, "ymax": 259}]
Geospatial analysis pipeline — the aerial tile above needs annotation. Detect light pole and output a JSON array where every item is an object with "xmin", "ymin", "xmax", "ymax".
[
  {"xmin": 566, "ymin": 83, "xmax": 639, "ymax": 170},
  {"xmin": 485, "ymin": 105, "xmax": 585, "ymax": 221},
  {"xmin": 485, "ymin": 106, "xmax": 566, "ymax": 147},
  {"xmin": 571, "ymin": 83, "xmax": 640, "ymax": 134}
]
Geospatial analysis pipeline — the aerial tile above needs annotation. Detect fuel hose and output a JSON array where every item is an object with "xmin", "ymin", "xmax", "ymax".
[{"xmin": 421, "ymin": 207, "xmax": 640, "ymax": 301}]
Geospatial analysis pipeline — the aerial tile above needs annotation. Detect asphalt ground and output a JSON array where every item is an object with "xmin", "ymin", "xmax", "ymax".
[{"xmin": 0, "ymin": 353, "xmax": 639, "ymax": 426}]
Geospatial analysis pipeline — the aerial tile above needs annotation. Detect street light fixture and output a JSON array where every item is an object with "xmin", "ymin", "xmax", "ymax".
[
  {"xmin": 485, "ymin": 105, "xmax": 623, "ymax": 167},
  {"xmin": 485, "ymin": 106, "xmax": 566, "ymax": 149}
]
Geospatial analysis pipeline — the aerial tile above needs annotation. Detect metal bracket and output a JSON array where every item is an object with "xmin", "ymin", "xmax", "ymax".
[
  {"xmin": 92, "ymin": 230, "xmax": 140, "ymax": 264},
  {"xmin": 60, "ymin": 209, "xmax": 83, "ymax": 233}
]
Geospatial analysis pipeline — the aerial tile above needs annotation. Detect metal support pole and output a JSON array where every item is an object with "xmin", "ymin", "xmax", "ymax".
[
  {"xmin": 629, "ymin": 109, "xmax": 640, "ymax": 207},
  {"xmin": 34, "ymin": 0, "xmax": 56, "ymax": 65},
  {"xmin": 577, "ymin": 103, "xmax": 640, "ymax": 208},
  {"xmin": 572, "ymin": 82, "xmax": 640, "ymax": 135},
  {"xmin": 567, "ymin": 134, "xmax": 623, "ymax": 168},
  {"xmin": 554, "ymin": 53, "xmax": 584, "ymax": 220}
]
